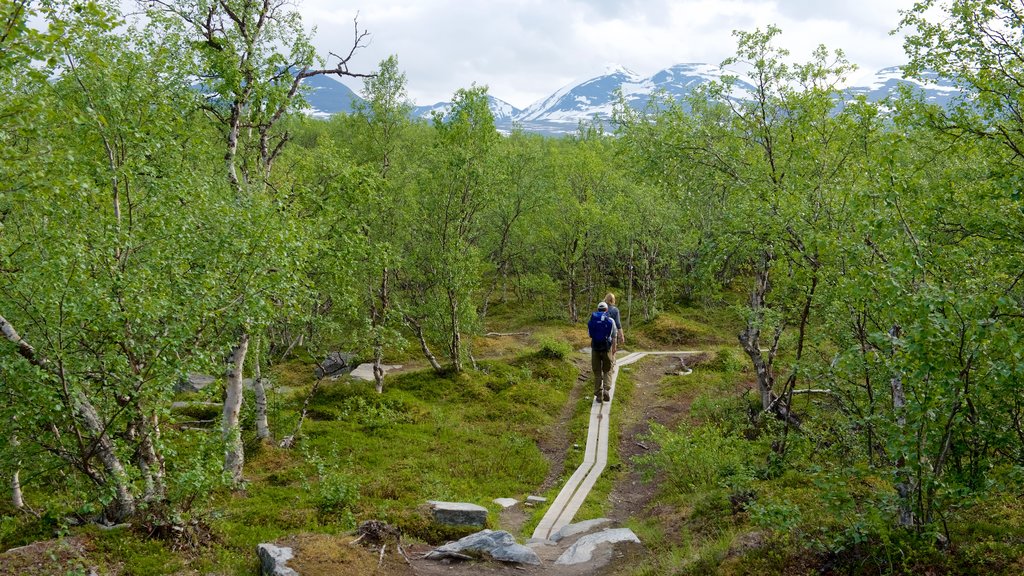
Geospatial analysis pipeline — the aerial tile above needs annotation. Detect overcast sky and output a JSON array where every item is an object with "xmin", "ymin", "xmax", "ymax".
[{"xmin": 302, "ymin": 0, "xmax": 921, "ymax": 109}]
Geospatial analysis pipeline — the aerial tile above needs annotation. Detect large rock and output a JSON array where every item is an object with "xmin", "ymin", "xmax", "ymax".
[
  {"xmin": 350, "ymin": 363, "xmax": 403, "ymax": 381},
  {"xmin": 554, "ymin": 528, "xmax": 641, "ymax": 565},
  {"xmin": 428, "ymin": 501, "xmax": 488, "ymax": 527},
  {"xmin": 176, "ymin": 373, "xmax": 216, "ymax": 393},
  {"xmin": 425, "ymin": 530, "xmax": 540, "ymax": 565},
  {"xmin": 314, "ymin": 352, "xmax": 356, "ymax": 379},
  {"xmin": 257, "ymin": 543, "xmax": 299, "ymax": 576}
]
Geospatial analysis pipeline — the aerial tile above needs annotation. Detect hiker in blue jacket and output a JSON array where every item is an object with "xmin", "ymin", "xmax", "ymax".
[{"xmin": 588, "ymin": 301, "xmax": 618, "ymax": 402}]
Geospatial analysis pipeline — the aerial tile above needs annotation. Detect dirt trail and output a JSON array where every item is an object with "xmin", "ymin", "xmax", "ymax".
[{"xmin": 397, "ymin": 352, "xmax": 695, "ymax": 576}]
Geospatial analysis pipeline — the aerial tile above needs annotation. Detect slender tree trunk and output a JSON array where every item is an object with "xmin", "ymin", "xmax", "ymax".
[
  {"xmin": 567, "ymin": 272, "xmax": 578, "ymax": 324},
  {"xmin": 12, "ymin": 469, "xmax": 22, "ymax": 510},
  {"xmin": 280, "ymin": 374, "xmax": 324, "ymax": 449},
  {"xmin": 226, "ymin": 101, "xmax": 242, "ymax": 191},
  {"xmin": 252, "ymin": 337, "xmax": 271, "ymax": 439},
  {"xmin": 136, "ymin": 414, "xmax": 166, "ymax": 502},
  {"xmin": 627, "ymin": 240, "xmax": 634, "ymax": 332},
  {"xmin": 223, "ymin": 333, "xmax": 249, "ymax": 483},
  {"xmin": 73, "ymin": 388, "xmax": 135, "ymax": 521},
  {"xmin": 448, "ymin": 289, "xmax": 462, "ymax": 373},
  {"xmin": 11, "ymin": 433, "xmax": 22, "ymax": 509},
  {"xmin": 889, "ymin": 324, "xmax": 915, "ymax": 528},
  {"xmin": 738, "ymin": 252, "xmax": 775, "ymax": 411},
  {"xmin": 405, "ymin": 314, "xmax": 442, "ymax": 371},
  {"xmin": 372, "ymin": 268, "xmax": 389, "ymax": 393}
]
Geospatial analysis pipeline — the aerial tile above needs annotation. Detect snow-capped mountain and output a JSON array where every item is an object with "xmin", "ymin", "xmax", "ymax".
[
  {"xmin": 844, "ymin": 66, "xmax": 961, "ymax": 108},
  {"xmin": 302, "ymin": 65, "xmax": 965, "ymax": 135},
  {"xmin": 412, "ymin": 95, "xmax": 521, "ymax": 123},
  {"xmin": 518, "ymin": 64, "xmax": 642, "ymax": 123},
  {"xmin": 516, "ymin": 63, "xmax": 757, "ymax": 130},
  {"xmin": 301, "ymin": 74, "xmax": 362, "ymax": 118}
]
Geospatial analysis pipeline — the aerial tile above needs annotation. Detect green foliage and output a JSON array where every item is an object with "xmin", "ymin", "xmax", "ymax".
[
  {"xmin": 535, "ymin": 336, "xmax": 572, "ymax": 360},
  {"xmin": 306, "ymin": 451, "xmax": 361, "ymax": 528},
  {"xmin": 639, "ymin": 422, "xmax": 755, "ymax": 494},
  {"xmin": 705, "ymin": 348, "xmax": 745, "ymax": 373}
]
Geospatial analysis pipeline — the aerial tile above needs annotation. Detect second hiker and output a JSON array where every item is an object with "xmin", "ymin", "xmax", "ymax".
[{"xmin": 603, "ymin": 292, "xmax": 625, "ymax": 361}]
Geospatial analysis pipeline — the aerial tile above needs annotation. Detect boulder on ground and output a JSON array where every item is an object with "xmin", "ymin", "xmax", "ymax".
[
  {"xmin": 350, "ymin": 362, "xmax": 402, "ymax": 381},
  {"xmin": 554, "ymin": 528, "xmax": 641, "ymax": 565},
  {"xmin": 425, "ymin": 530, "xmax": 540, "ymax": 565},
  {"xmin": 176, "ymin": 373, "xmax": 216, "ymax": 393},
  {"xmin": 257, "ymin": 543, "xmax": 299, "ymax": 576},
  {"xmin": 428, "ymin": 501, "xmax": 488, "ymax": 527},
  {"xmin": 314, "ymin": 352, "xmax": 356, "ymax": 379}
]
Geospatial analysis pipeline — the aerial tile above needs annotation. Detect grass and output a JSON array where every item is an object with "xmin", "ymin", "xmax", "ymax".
[{"xmin": 9, "ymin": 306, "xmax": 1024, "ymax": 575}]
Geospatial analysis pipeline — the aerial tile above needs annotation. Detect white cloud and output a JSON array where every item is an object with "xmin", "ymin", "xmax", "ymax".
[{"xmin": 302, "ymin": 0, "xmax": 919, "ymax": 109}]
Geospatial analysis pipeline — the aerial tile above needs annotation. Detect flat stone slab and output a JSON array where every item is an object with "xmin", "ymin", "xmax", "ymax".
[
  {"xmin": 425, "ymin": 530, "xmax": 540, "ymax": 565},
  {"xmin": 349, "ymin": 363, "xmax": 403, "ymax": 381},
  {"xmin": 554, "ymin": 528, "xmax": 641, "ymax": 565},
  {"xmin": 428, "ymin": 501, "xmax": 488, "ymax": 526},
  {"xmin": 257, "ymin": 543, "xmax": 299, "ymax": 576},
  {"xmin": 526, "ymin": 495, "xmax": 547, "ymax": 505},
  {"xmin": 493, "ymin": 497, "xmax": 518, "ymax": 509},
  {"xmin": 551, "ymin": 518, "xmax": 614, "ymax": 542}
]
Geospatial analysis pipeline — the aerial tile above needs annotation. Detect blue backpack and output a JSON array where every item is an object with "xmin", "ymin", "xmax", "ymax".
[{"xmin": 588, "ymin": 311, "xmax": 613, "ymax": 351}]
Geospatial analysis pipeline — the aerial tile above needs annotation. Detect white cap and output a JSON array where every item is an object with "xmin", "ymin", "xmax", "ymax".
[{"xmin": 597, "ymin": 302, "xmax": 608, "ymax": 311}]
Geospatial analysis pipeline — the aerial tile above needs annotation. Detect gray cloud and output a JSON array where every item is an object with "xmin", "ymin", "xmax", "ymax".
[{"xmin": 304, "ymin": 0, "xmax": 918, "ymax": 109}]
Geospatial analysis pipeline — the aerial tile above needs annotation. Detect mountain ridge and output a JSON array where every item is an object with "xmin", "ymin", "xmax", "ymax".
[{"xmin": 303, "ymin": 64, "xmax": 962, "ymax": 135}]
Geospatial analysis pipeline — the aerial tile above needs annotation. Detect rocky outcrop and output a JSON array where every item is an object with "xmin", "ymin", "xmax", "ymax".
[
  {"xmin": 425, "ymin": 530, "xmax": 540, "ymax": 565},
  {"xmin": 554, "ymin": 527, "xmax": 641, "ymax": 565}
]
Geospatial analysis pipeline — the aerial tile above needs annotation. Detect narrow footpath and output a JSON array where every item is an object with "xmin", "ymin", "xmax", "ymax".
[
  {"xmin": 532, "ymin": 351, "xmax": 701, "ymax": 541},
  {"xmin": 405, "ymin": 349, "xmax": 703, "ymax": 576}
]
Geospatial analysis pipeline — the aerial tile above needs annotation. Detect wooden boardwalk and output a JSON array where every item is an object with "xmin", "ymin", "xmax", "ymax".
[{"xmin": 531, "ymin": 350, "xmax": 699, "ymax": 541}]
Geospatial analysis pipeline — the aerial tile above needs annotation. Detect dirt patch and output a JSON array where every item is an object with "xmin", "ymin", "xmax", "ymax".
[
  {"xmin": 0, "ymin": 537, "xmax": 96, "ymax": 576},
  {"xmin": 609, "ymin": 354, "xmax": 704, "ymax": 524},
  {"xmin": 536, "ymin": 354, "xmax": 590, "ymax": 493},
  {"xmin": 498, "ymin": 505, "xmax": 529, "ymax": 535},
  {"xmin": 283, "ymin": 532, "xmax": 416, "ymax": 576}
]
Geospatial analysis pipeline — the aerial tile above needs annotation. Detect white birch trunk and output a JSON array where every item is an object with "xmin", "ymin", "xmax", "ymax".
[
  {"xmin": 12, "ymin": 469, "xmax": 23, "ymax": 509},
  {"xmin": 73, "ymin": 388, "xmax": 135, "ymax": 521},
  {"xmin": 253, "ymin": 341, "xmax": 270, "ymax": 440},
  {"xmin": 223, "ymin": 334, "xmax": 249, "ymax": 483},
  {"xmin": 11, "ymin": 432, "xmax": 22, "ymax": 509}
]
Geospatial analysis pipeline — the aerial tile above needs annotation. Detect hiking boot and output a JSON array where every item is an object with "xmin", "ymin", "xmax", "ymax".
[
  {"xmin": 594, "ymin": 394, "xmax": 603, "ymax": 404},
  {"xmin": 602, "ymin": 391, "xmax": 611, "ymax": 402}
]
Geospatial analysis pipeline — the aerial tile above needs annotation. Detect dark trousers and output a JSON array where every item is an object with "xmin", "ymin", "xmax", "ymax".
[{"xmin": 591, "ymin": 348, "xmax": 614, "ymax": 397}]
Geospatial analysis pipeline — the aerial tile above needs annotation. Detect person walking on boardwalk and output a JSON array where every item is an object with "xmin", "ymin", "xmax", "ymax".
[
  {"xmin": 603, "ymin": 293, "xmax": 625, "ymax": 361},
  {"xmin": 588, "ymin": 301, "xmax": 617, "ymax": 402}
]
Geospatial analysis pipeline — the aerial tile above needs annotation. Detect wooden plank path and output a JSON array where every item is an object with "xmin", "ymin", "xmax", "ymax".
[{"xmin": 531, "ymin": 350, "xmax": 702, "ymax": 541}]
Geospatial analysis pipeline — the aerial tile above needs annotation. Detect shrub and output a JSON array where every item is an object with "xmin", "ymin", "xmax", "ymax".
[
  {"xmin": 690, "ymin": 392, "xmax": 751, "ymax": 433},
  {"xmin": 638, "ymin": 422, "xmax": 754, "ymax": 493},
  {"xmin": 304, "ymin": 448, "xmax": 360, "ymax": 528},
  {"xmin": 536, "ymin": 337, "xmax": 572, "ymax": 360},
  {"xmin": 706, "ymin": 348, "xmax": 745, "ymax": 373}
]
